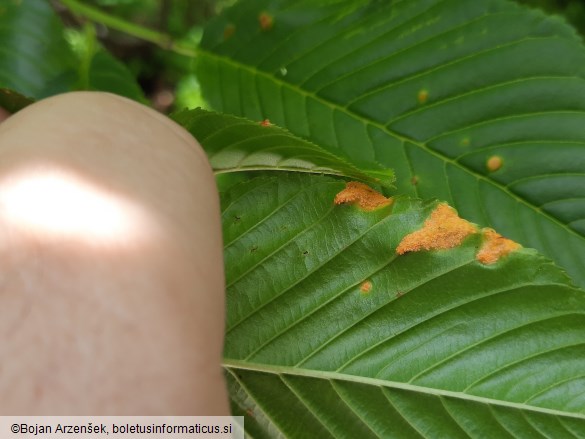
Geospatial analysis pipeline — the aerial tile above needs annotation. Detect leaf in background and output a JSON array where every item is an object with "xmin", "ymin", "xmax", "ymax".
[
  {"xmin": 0, "ymin": 0, "xmax": 76, "ymax": 98},
  {"xmin": 173, "ymin": 108, "xmax": 395, "ymax": 188},
  {"xmin": 196, "ymin": 0, "xmax": 585, "ymax": 289},
  {"xmin": 86, "ymin": 50, "xmax": 146, "ymax": 102},
  {"xmin": 0, "ymin": 0, "xmax": 145, "ymax": 106},
  {"xmin": 222, "ymin": 173, "xmax": 585, "ymax": 438}
]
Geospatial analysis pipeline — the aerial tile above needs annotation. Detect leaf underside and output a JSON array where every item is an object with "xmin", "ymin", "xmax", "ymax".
[
  {"xmin": 196, "ymin": 0, "xmax": 585, "ymax": 290},
  {"xmin": 226, "ymin": 366, "xmax": 585, "ymax": 439},
  {"xmin": 221, "ymin": 173, "xmax": 585, "ymax": 438},
  {"xmin": 173, "ymin": 108, "xmax": 394, "ymax": 188}
]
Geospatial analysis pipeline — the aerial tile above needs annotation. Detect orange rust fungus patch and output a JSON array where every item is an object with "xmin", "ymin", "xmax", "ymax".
[
  {"xmin": 396, "ymin": 204, "xmax": 477, "ymax": 255},
  {"xmin": 334, "ymin": 181, "xmax": 392, "ymax": 211},
  {"xmin": 360, "ymin": 280, "xmax": 372, "ymax": 294},
  {"xmin": 486, "ymin": 155, "xmax": 503, "ymax": 172},
  {"xmin": 258, "ymin": 12, "xmax": 274, "ymax": 31},
  {"xmin": 260, "ymin": 119, "xmax": 271, "ymax": 126},
  {"xmin": 223, "ymin": 24, "xmax": 235, "ymax": 40},
  {"xmin": 417, "ymin": 89, "xmax": 429, "ymax": 104},
  {"xmin": 476, "ymin": 228, "xmax": 520, "ymax": 264}
]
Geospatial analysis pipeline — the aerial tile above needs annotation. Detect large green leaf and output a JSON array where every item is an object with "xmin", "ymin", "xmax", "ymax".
[
  {"xmin": 0, "ymin": 0, "xmax": 145, "ymax": 104},
  {"xmin": 196, "ymin": 0, "xmax": 585, "ymax": 289},
  {"xmin": 173, "ymin": 108, "xmax": 394, "ymax": 187},
  {"xmin": 221, "ymin": 173, "xmax": 585, "ymax": 438}
]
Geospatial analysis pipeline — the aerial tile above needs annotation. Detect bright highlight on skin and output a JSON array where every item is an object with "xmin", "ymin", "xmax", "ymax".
[{"xmin": 0, "ymin": 167, "xmax": 152, "ymax": 245}]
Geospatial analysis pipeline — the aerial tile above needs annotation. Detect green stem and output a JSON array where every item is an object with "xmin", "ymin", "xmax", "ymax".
[
  {"xmin": 59, "ymin": 0, "xmax": 197, "ymax": 57},
  {"xmin": 78, "ymin": 23, "xmax": 97, "ymax": 90}
]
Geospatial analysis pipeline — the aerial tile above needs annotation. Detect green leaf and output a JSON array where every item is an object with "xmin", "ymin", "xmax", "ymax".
[
  {"xmin": 221, "ymin": 174, "xmax": 585, "ymax": 438},
  {"xmin": 0, "ymin": 88, "xmax": 34, "ymax": 113},
  {"xmin": 86, "ymin": 50, "xmax": 146, "ymax": 102},
  {"xmin": 0, "ymin": 0, "xmax": 76, "ymax": 98},
  {"xmin": 0, "ymin": 0, "xmax": 145, "ymax": 104},
  {"xmin": 173, "ymin": 108, "xmax": 395, "ymax": 187},
  {"xmin": 196, "ymin": 0, "xmax": 585, "ymax": 289}
]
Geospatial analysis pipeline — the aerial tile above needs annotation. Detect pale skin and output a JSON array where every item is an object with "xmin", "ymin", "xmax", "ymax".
[{"xmin": 0, "ymin": 92, "xmax": 229, "ymax": 414}]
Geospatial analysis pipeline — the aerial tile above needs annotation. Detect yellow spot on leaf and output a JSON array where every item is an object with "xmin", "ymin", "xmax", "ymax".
[
  {"xmin": 258, "ymin": 12, "xmax": 274, "ymax": 31},
  {"xmin": 396, "ymin": 204, "xmax": 477, "ymax": 254},
  {"xmin": 417, "ymin": 89, "xmax": 429, "ymax": 104},
  {"xmin": 460, "ymin": 137, "xmax": 470, "ymax": 147},
  {"xmin": 487, "ymin": 155, "xmax": 503, "ymax": 172},
  {"xmin": 476, "ymin": 228, "xmax": 520, "ymax": 264},
  {"xmin": 360, "ymin": 280, "xmax": 372, "ymax": 294},
  {"xmin": 334, "ymin": 182, "xmax": 392, "ymax": 211}
]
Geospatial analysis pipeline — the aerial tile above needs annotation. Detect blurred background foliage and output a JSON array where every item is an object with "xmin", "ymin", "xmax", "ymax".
[
  {"xmin": 47, "ymin": 0, "xmax": 585, "ymax": 113},
  {"xmin": 53, "ymin": 0, "xmax": 236, "ymax": 112}
]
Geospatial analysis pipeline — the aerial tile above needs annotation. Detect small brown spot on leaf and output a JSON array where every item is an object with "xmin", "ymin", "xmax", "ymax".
[
  {"xmin": 396, "ymin": 291, "xmax": 404, "ymax": 298},
  {"xmin": 260, "ymin": 119, "xmax": 271, "ymax": 126},
  {"xmin": 396, "ymin": 204, "xmax": 477, "ymax": 254},
  {"xmin": 486, "ymin": 156, "xmax": 503, "ymax": 172},
  {"xmin": 334, "ymin": 182, "xmax": 392, "ymax": 211},
  {"xmin": 460, "ymin": 137, "xmax": 470, "ymax": 147},
  {"xmin": 411, "ymin": 175, "xmax": 419, "ymax": 186},
  {"xmin": 223, "ymin": 24, "xmax": 235, "ymax": 40},
  {"xmin": 259, "ymin": 12, "xmax": 274, "ymax": 31},
  {"xmin": 476, "ymin": 228, "xmax": 520, "ymax": 264},
  {"xmin": 360, "ymin": 280, "xmax": 372, "ymax": 294},
  {"xmin": 417, "ymin": 89, "xmax": 429, "ymax": 104}
]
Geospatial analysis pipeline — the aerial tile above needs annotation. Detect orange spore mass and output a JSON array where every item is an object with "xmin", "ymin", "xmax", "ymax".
[
  {"xmin": 486, "ymin": 156, "xmax": 503, "ymax": 172},
  {"xmin": 258, "ymin": 12, "xmax": 274, "ymax": 31},
  {"xmin": 476, "ymin": 228, "xmax": 520, "ymax": 264},
  {"xmin": 334, "ymin": 181, "xmax": 392, "ymax": 211},
  {"xmin": 396, "ymin": 204, "xmax": 477, "ymax": 254},
  {"xmin": 360, "ymin": 281, "xmax": 372, "ymax": 293}
]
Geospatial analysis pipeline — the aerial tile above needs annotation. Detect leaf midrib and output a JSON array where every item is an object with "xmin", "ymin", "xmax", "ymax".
[
  {"xmin": 198, "ymin": 48, "xmax": 585, "ymax": 246},
  {"xmin": 223, "ymin": 359, "xmax": 585, "ymax": 421}
]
